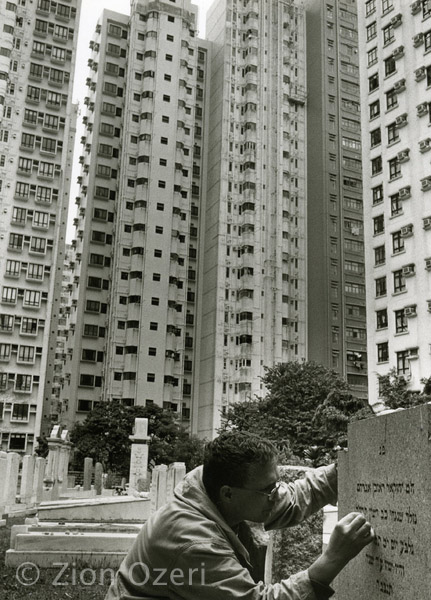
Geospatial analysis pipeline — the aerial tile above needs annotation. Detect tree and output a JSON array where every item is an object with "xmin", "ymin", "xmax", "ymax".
[
  {"xmin": 70, "ymin": 402, "xmax": 205, "ymax": 475},
  {"xmin": 222, "ymin": 361, "xmax": 373, "ymax": 462},
  {"xmin": 377, "ymin": 368, "xmax": 431, "ymax": 409}
]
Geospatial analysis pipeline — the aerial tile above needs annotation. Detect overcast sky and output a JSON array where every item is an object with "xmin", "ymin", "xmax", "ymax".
[{"xmin": 67, "ymin": 0, "xmax": 214, "ymax": 241}]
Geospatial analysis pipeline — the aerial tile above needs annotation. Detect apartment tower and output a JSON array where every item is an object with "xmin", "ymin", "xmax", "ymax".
[
  {"xmin": 197, "ymin": 0, "xmax": 308, "ymax": 437},
  {"xmin": 305, "ymin": 0, "xmax": 368, "ymax": 398},
  {"xmin": 358, "ymin": 0, "xmax": 431, "ymax": 410},
  {"xmin": 0, "ymin": 0, "xmax": 81, "ymax": 450},
  {"xmin": 60, "ymin": 1, "xmax": 210, "ymax": 429}
]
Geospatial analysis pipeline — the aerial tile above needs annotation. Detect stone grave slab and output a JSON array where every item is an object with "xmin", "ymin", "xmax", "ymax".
[{"xmin": 335, "ymin": 404, "xmax": 431, "ymax": 600}]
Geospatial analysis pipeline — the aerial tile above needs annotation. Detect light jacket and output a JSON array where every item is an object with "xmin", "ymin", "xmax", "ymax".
[{"xmin": 105, "ymin": 464, "xmax": 337, "ymax": 600}]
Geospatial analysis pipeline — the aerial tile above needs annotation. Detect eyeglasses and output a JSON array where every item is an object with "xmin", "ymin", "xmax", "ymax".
[{"xmin": 231, "ymin": 481, "xmax": 281, "ymax": 501}]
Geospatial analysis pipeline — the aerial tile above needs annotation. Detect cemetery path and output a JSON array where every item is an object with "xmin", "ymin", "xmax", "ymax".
[{"xmin": 0, "ymin": 518, "xmax": 109, "ymax": 599}]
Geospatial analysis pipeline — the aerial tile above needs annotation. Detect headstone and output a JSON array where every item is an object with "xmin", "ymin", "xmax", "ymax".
[
  {"xmin": 94, "ymin": 462, "xmax": 103, "ymax": 495},
  {"xmin": 20, "ymin": 455, "xmax": 35, "ymax": 505},
  {"xmin": 83, "ymin": 457, "xmax": 93, "ymax": 491},
  {"xmin": 335, "ymin": 404, "xmax": 431, "ymax": 600},
  {"xmin": 4, "ymin": 453, "xmax": 20, "ymax": 507},
  {"xmin": 32, "ymin": 457, "xmax": 46, "ymax": 504},
  {"xmin": 128, "ymin": 418, "xmax": 150, "ymax": 494},
  {"xmin": 166, "ymin": 462, "xmax": 186, "ymax": 503},
  {"xmin": 149, "ymin": 464, "xmax": 168, "ymax": 511},
  {"xmin": 0, "ymin": 452, "xmax": 8, "ymax": 509}
]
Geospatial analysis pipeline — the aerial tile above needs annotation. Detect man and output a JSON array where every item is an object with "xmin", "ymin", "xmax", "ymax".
[{"xmin": 106, "ymin": 431, "xmax": 374, "ymax": 599}]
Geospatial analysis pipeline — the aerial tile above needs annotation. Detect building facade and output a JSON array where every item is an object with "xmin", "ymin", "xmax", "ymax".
[
  {"xmin": 358, "ymin": 0, "xmax": 431, "ymax": 409},
  {"xmin": 60, "ymin": 1, "xmax": 210, "ymax": 430},
  {"xmin": 197, "ymin": 0, "xmax": 308, "ymax": 437},
  {"xmin": 305, "ymin": 0, "xmax": 368, "ymax": 398},
  {"xmin": 0, "ymin": 0, "xmax": 81, "ymax": 450}
]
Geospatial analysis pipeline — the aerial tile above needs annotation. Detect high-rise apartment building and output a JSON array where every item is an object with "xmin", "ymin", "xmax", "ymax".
[
  {"xmin": 60, "ymin": 1, "xmax": 210, "ymax": 430},
  {"xmin": 197, "ymin": 0, "xmax": 308, "ymax": 437},
  {"xmin": 358, "ymin": 0, "xmax": 431, "ymax": 410},
  {"xmin": 0, "ymin": 0, "xmax": 81, "ymax": 450},
  {"xmin": 305, "ymin": 0, "xmax": 368, "ymax": 398}
]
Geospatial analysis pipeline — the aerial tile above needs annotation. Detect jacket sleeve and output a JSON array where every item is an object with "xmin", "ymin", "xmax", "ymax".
[
  {"xmin": 264, "ymin": 465, "xmax": 337, "ymax": 531},
  {"xmin": 167, "ymin": 540, "xmax": 322, "ymax": 600}
]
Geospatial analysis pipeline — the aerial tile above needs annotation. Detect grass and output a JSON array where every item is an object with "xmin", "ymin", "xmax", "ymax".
[{"xmin": 0, "ymin": 517, "xmax": 110, "ymax": 599}]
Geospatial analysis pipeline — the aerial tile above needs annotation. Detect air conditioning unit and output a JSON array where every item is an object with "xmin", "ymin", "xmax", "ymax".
[
  {"xmin": 417, "ymin": 102, "xmax": 429, "ymax": 116},
  {"xmin": 427, "ymin": 299, "xmax": 431, "ymax": 312},
  {"xmin": 394, "ymin": 78, "xmax": 406, "ymax": 92},
  {"xmin": 402, "ymin": 264, "xmax": 415, "ymax": 277},
  {"xmin": 391, "ymin": 13, "xmax": 402, "ymax": 27},
  {"xmin": 399, "ymin": 186, "xmax": 411, "ymax": 199},
  {"xmin": 425, "ymin": 257, "xmax": 431, "ymax": 270},
  {"xmin": 397, "ymin": 149, "xmax": 410, "ymax": 163},
  {"xmin": 392, "ymin": 45, "xmax": 404, "ymax": 59},
  {"xmin": 415, "ymin": 66, "xmax": 426, "ymax": 81},
  {"xmin": 419, "ymin": 139, "xmax": 431, "ymax": 153},
  {"xmin": 423, "ymin": 217, "xmax": 431, "ymax": 230},
  {"xmin": 400, "ymin": 224, "xmax": 413, "ymax": 237},
  {"xmin": 395, "ymin": 113, "xmax": 408, "ymax": 127},
  {"xmin": 421, "ymin": 177, "xmax": 431, "ymax": 191},
  {"xmin": 407, "ymin": 347, "xmax": 419, "ymax": 359},
  {"xmin": 411, "ymin": 0, "xmax": 422, "ymax": 14},
  {"xmin": 404, "ymin": 305, "xmax": 417, "ymax": 317},
  {"xmin": 413, "ymin": 32, "xmax": 424, "ymax": 47}
]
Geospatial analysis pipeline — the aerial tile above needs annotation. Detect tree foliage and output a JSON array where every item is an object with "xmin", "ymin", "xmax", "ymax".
[
  {"xmin": 222, "ymin": 361, "xmax": 373, "ymax": 462},
  {"xmin": 377, "ymin": 368, "xmax": 431, "ymax": 409},
  {"xmin": 70, "ymin": 402, "xmax": 205, "ymax": 475}
]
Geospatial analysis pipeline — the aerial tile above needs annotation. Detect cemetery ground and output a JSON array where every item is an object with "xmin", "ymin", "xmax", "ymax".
[{"xmin": 0, "ymin": 518, "xmax": 109, "ymax": 599}]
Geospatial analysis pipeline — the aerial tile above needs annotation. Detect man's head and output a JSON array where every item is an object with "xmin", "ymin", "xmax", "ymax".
[{"xmin": 202, "ymin": 431, "xmax": 279, "ymax": 525}]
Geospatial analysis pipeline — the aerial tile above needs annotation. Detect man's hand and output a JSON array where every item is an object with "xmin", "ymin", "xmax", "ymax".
[{"xmin": 308, "ymin": 512, "xmax": 374, "ymax": 586}]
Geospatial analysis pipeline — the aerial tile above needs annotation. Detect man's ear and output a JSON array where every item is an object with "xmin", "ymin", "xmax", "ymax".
[{"xmin": 219, "ymin": 485, "xmax": 232, "ymax": 502}]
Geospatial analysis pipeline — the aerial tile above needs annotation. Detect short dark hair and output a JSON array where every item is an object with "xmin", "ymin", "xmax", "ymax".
[{"xmin": 202, "ymin": 431, "xmax": 278, "ymax": 503}]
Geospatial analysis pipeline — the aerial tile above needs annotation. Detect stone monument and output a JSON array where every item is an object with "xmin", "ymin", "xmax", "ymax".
[
  {"xmin": 128, "ymin": 418, "xmax": 150, "ymax": 494},
  {"xmin": 335, "ymin": 404, "xmax": 431, "ymax": 599}
]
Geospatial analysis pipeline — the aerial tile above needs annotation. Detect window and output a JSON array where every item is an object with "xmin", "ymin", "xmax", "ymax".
[
  {"xmin": 374, "ymin": 245, "xmax": 385, "ymax": 266},
  {"xmin": 147, "ymin": 373, "xmax": 155, "ymax": 382},
  {"xmin": 24, "ymin": 290, "xmax": 41, "ymax": 307},
  {"xmin": 385, "ymin": 56, "xmax": 396, "ymax": 77},
  {"xmin": 375, "ymin": 276, "xmax": 387, "ymax": 297},
  {"xmin": 11, "ymin": 403, "xmax": 30, "ymax": 421},
  {"xmin": 21, "ymin": 317, "xmax": 38, "ymax": 335},
  {"xmin": 382, "ymin": 0, "xmax": 393, "ymax": 14},
  {"xmin": 27, "ymin": 263, "xmax": 44, "ymax": 281},
  {"xmin": 389, "ymin": 157, "xmax": 400, "ymax": 180},
  {"xmin": 372, "ymin": 184, "xmax": 383, "ymax": 204},
  {"xmin": 368, "ymin": 47, "xmax": 378, "ymax": 67},
  {"xmin": 366, "ymin": 0, "xmax": 376, "ymax": 16},
  {"xmin": 376, "ymin": 309, "xmax": 388, "ymax": 330},
  {"xmin": 150, "ymin": 322, "xmax": 158, "ymax": 331},
  {"xmin": 30, "ymin": 236, "xmax": 46, "ymax": 254},
  {"xmin": 391, "ymin": 194, "xmax": 402, "ymax": 216},
  {"xmin": 371, "ymin": 156, "xmax": 382, "ymax": 175},
  {"xmin": 392, "ymin": 231, "xmax": 404, "ymax": 254},
  {"xmin": 15, "ymin": 374, "xmax": 32, "ymax": 392},
  {"xmin": 0, "ymin": 314, "xmax": 14, "ymax": 332},
  {"xmin": 395, "ymin": 309, "xmax": 408, "ymax": 334},
  {"xmin": 383, "ymin": 24, "xmax": 394, "ymax": 45},
  {"xmin": 0, "ymin": 344, "xmax": 11, "ymax": 360},
  {"xmin": 393, "ymin": 270, "xmax": 406, "ymax": 293},
  {"xmin": 2, "ymin": 287, "xmax": 17, "ymax": 304},
  {"xmin": 387, "ymin": 122, "xmax": 399, "ymax": 144},
  {"xmin": 9, "ymin": 233, "xmax": 23, "ymax": 251},
  {"xmin": 367, "ymin": 22, "xmax": 377, "ymax": 42},
  {"xmin": 396, "ymin": 350, "xmax": 410, "ymax": 376},
  {"xmin": 370, "ymin": 128, "xmax": 381, "ymax": 147},
  {"xmin": 370, "ymin": 100, "xmax": 380, "ymax": 119},
  {"xmin": 373, "ymin": 214, "xmax": 384, "ymax": 234},
  {"xmin": 386, "ymin": 88, "xmax": 397, "ymax": 110},
  {"xmin": 424, "ymin": 0, "xmax": 431, "ymax": 18},
  {"xmin": 33, "ymin": 211, "xmax": 49, "ymax": 228},
  {"xmin": 377, "ymin": 342, "xmax": 389, "ymax": 363},
  {"xmin": 18, "ymin": 346, "xmax": 35, "ymax": 363}
]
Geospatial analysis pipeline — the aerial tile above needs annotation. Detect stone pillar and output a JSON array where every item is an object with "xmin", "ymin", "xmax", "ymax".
[
  {"xmin": 94, "ymin": 462, "xmax": 103, "ymax": 495},
  {"xmin": 152, "ymin": 464, "xmax": 168, "ymax": 511},
  {"xmin": 83, "ymin": 457, "xmax": 93, "ymax": 491},
  {"xmin": 32, "ymin": 457, "xmax": 46, "ymax": 505},
  {"xmin": 4, "ymin": 452, "xmax": 20, "ymax": 507},
  {"xmin": 128, "ymin": 418, "xmax": 150, "ymax": 495},
  {"xmin": 58, "ymin": 430, "xmax": 72, "ymax": 494},
  {"xmin": 19, "ymin": 455, "xmax": 35, "ymax": 506}
]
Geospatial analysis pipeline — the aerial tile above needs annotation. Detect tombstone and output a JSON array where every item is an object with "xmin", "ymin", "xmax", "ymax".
[
  {"xmin": 166, "ymin": 462, "xmax": 186, "ymax": 503},
  {"xmin": 150, "ymin": 464, "xmax": 168, "ymax": 512},
  {"xmin": 335, "ymin": 404, "xmax": 431, "ymax": 600},
  {"xmin": 32, "ymin": 457, "xmax": 46, "ymax": 505},
  {"xmin": 128, "ymin": 418, "xmax": 150, "ymax": 494},
  {"xmin": 4, "ymin": 453, "xmax": 20, "ymax": 507},
  {"xmin": 83, "ymin": 457, "xmax": 93, "ymax": 491},
  {"xmin": 58, "ymin": 430, "xmax": 73, "ymax": 494},
  {"xmin": 94, "ymin": 462, "xmax": 103, "ymax": 495},
  {"xmin": 19, "ymin": 455, "xmax": 35, "ymax": 505},
  {"xmin": 0, "ymin": 452, "xmax": 8, "ymax": 511},
  {"xmin": 44, "ymin": 426, "xmax": 63, "ymax": 500}
]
